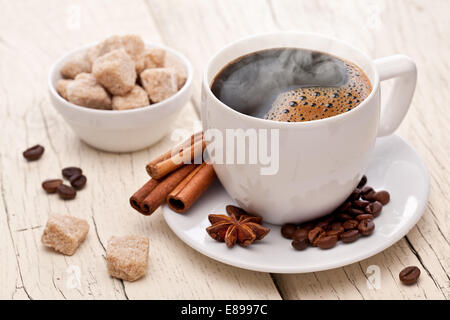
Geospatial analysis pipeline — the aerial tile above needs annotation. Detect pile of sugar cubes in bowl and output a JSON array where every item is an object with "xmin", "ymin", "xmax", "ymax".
[{"xmin": 56, "ymin": 34, "xmax": 187, "ymax": 110}]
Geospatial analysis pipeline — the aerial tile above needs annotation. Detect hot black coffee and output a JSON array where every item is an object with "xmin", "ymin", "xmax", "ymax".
[{"xmin": 211, "ymin": 48, "xmax": 372, "ymax": 122}]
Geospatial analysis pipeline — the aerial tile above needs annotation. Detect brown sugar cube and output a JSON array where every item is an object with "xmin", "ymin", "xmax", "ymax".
[
  {"xmin": 56, "ymin": 79, "xmax": 72, "ymax": 100},
  {"xmin": 140, "ymin": 68, "xmax": 178, "ymax": 103},
  {"xmin": 86, "ymin": 35, "xmax": 123, "ymax": 64},
  {"xmin": 112, "ymin": 85, "xmax": 149, "ymax": 110},
  {"xmin": 60, "ymin": 52, "xmax": 92, "ymax": 79},
  {"xmin": 135, "ymin": 48, "xmax": 166, "ymax": 74},
  {"xmin": 106, "ymin": 235, "xmax": 149, "ymax": 282},
  {"xmin": 87, "ymin": 34, "xmax": 144, "ymax": 64},
  {"xmin": 164, "ymin": 53, "xmax": 187, "ymax": 89},
  {"xmin": 41, "ymin": 215, "xmax": 89, "ymax": 256},
  {"xmin": 92, "ymin": 49, "xmax": 136, "ymax": 96},
  {"xmin": 67, "ymin": 73, "xmax": 112, "ymax": 109},
  {"xmin": 121, "ymin": 34, "xmax": 145, "ymax": 60}
]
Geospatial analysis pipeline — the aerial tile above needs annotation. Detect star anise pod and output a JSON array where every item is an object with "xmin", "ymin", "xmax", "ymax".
[{"xmin": 206, "ymin": 211, "xmax": 270, "ymax": 248}]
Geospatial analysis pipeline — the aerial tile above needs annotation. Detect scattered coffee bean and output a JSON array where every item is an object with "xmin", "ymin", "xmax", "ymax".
[
  {"xmin": 353, "ymin": 199, "xmax": 370, "ymax": 208},
  {"xmin": 357, "ymin": 175, "xmax": 367, "ymax": 188},
  {"xmin": 365, "ymin": 201, "xmax": 383, "ymax": 217},
  {"xmin": 399, "ymin": 266, "xmax": 420, "ymax": 285},
  {"xmin": 292, "ymin": 228, "xmax": 309, "ymax": 241},
  {"xmin": 358, "ymin": 219, "xmax": 375, "ymax": 236},
  {"xmin": 23, "ymin": 145, "xmax": 45, "ymax": 161},
  {"xmin": 330, "ymin": 222, "xmax": 343, "ymax": 230},
  {"xmin": 292, "ymin": 238, "xmax": 309, "ymax": 250},
  {"xmin": 281, "ymin": 224, "xmax": 297, "ymax": 239},
  {"xmin": 355, "ymin": 214, "xmax": 374, "ymax": 221},
  {"xmin": 56, "ymin": 184, "xmax": 77, "ymax": 200},
  {"xmin": 348, "ymin": 188, "xmax": 361, "ymax": 201},
  {"xmin": 340, "ymin": 229, "xmax": 360, "ymax": 243},
  {"xmin": 329, "ymin": 222, "xmax": 344, "ymax": 235},
  {"xmin": 281, "ymin": 177, "xmax": 390, "ymax": 251},
  {"xmin": 315, "ymin": 220, "xmax": 329, "ymax": 229},
  {"xmin": 299, "ymin": 221, "xmax": 315, "ymax": 232},
  {"xmin": 373, "ymin": 190, "xmax": 390, "ymax": 205},
  {"xmin": 226, "ymin": 205, "xmax": 247, "ymax": 219},
  {"xmin": 308, "ymin": 227, "xmax": 325, "ymax": 246},
  {"xmin": 69, "ymin": 174, "xmax": 87, "ymax": 190},
  {"xmin": 327, "ymin": 229, "xmax": 343, "ymax": 237},
  {"xmin": 349, "ymin": 208, "xmax": 365, "ymax": 216},
  {"xmin": 338, "ymin": 201, "xmax": 352, "ymax": 212},
  {"xmin": 361, "ymin": 185, "xmax": 373, "ymax": 194},
  {"xmin": 362, "ymin": 190, "xmax": 376, "ymax": 201},
  {"xmin": 337, "ymin": 213, "xmax": 352, "ymax": 221},
  {"xmin": 62, "ymin": 167, "xmax": 83, "ymax": 179},
  {"xmin": 343, "ymin": 219, "xmax": 358, "ymax": 230},
  {"xmin": 317, "ymin": 234, "xmax": 338, "ymax": 249},
  {"xmin": 42, "ymin": 179, "xmax": 63, "ymax": 194}
]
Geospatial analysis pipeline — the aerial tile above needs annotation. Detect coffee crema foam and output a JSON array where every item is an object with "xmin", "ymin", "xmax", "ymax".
[
  {"xmin": 265, "ymin": 62, "xmax": 372, "ymax": 122},
  {"xmin": 211, "ymin": 48, "xmax": 372, "ymax": 122}
]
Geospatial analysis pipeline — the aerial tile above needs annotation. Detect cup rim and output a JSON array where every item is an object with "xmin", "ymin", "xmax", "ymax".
[
  {"xmin": 48, "ymin": 41, "xmax": 194, "ymax": 116},
  {"xmin": 203, "ymin": 31, "xmax": 380, "ymax": 128}
]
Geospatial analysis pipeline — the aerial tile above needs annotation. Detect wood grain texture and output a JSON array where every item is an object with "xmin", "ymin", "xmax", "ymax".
[{"xmin": 0, "ymin": 0, "xmax": 448, "ymax": 300}]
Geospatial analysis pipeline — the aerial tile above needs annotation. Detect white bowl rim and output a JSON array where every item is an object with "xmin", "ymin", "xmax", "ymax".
[{"xmin": 48, "ymin": 41, "xmax": 194, "ymax": 116}]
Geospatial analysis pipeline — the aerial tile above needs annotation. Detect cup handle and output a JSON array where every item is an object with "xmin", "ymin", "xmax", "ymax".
[{"xmin": 373, "ymin": 55, "xmax": 417, "ymax": 137}]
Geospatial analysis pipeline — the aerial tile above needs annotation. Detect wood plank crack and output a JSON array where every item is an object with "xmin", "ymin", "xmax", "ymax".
[{"xmin": 404, "ymin": 236, "xmax": 447, "ymax": 296}]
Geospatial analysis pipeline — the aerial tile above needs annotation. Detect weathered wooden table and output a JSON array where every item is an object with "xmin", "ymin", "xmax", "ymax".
[{"xmin": 1, "ymin": 0, "xmax": 448, "ymax": 299}]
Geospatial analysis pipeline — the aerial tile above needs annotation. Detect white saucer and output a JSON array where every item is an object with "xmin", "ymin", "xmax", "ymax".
[{"xmin": 163, "ymin": 135, "xmax": 429, "ymax": 273}]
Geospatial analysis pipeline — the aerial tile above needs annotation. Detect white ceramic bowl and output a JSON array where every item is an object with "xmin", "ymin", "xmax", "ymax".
[{"xmin": 48, "ymin": 42, "xmax": 193, "ymax": 153}]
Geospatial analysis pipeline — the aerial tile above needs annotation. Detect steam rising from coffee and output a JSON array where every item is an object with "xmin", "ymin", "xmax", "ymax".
[{"xmin": 211, "ymin": 48, "xmax": 371, "ymax": 122}]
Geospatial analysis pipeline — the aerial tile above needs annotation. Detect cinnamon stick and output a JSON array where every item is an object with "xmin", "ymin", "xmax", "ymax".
[
  {"xmin": 167, "ymin": 163, "xmax": 217, "ymax": 213},
  {"xmin": 146, "ymin": 132, "xmax": 205, "ymax": 179},
  {"xmin": 138, "ymin": 164, "xmax": 198, "ymax": 215},
  {"xmin": 129, "ymin": 178, "xmax": 160, "ymax": 214}
]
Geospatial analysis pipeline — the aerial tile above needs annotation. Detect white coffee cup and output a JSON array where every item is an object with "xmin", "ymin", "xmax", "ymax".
[{"xmin": 201, "ymin": 32, "xmax": 417, "ymax": 225}]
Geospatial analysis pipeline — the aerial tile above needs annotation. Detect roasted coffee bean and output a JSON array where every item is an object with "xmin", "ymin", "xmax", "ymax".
[
  {"xmin": 292, "ymin": 239, "xmax": 309, "ymax": 250},
  {"xmin": 358, "ymin": 219, "xmax": 375, "ymax": 236},
  {"xmin": 42, "ymin": 179, "xmax": 63, "ymax": 194},
  {"xmin": 315, "ymin": 220, "xmax": 329, "ymax": 230},
  {"xmin": 69, "ymin": 174, "xmax": 87, "ymax": 190},
  {"xmin": 327, "ymin": 229, "xmax": 343, "ymax": 237},
  {"xmin": 357, "ymin": 175, "xmax": 367, "ymax": 188},
  {"xmin": 317, "ymin": 234, "xmax": 338, "ymax": 249},
  {"xmin": 348, "ymin": 188, "xmax": 361, "ymax": 201},
  {"xmin": 361, "ymin": 186, "xmax": 374, "ymax": 195},
  {"xmin": 330, "ymin": 222, "xmax": 343, "ymax": 230},
  {"xmin": 343, "ymin": 219, "xmax": 359, "ymax": 230},
  {"xmin": 23, "ymin": 145, "xmax": 45, "ymax": 161},
  {"xmin": 362, "ymin": 189, "xmax": 377, "ymax": 201},
  {"xmin": 299, "ymin": 221, "xmax": 315, "ymax": 232},
  {"xmin": 399, "ymin": 266, "xmax": 420, "ymax": 285},
  {"xmin": 56, "ymin": 184, "xmax": 77, "ymax": 200},
  {"xmin": 329, "ymin": 222, "xmax": 344, "ymax": 236},
  {"xmin": 62, "ymin": 167, "xmax": 82, "ymax": 179},
  {"xmin": 329, "ymin": 222, "xmax": 344, "ymax": 235},
  {"xmin": 355, "ymin": 214, "xmax": 374, "ymax": 221},
  {"xmin": 372, "ymin": 190, "xmax": 390, "ymax": 205},
  {"xmin": 340, "ymin": 229, "xmax": 360, "ymax": 243},
  {"xmin": 281, "ymin": 224, "xmax": 297, "ymax": 239},
  {"xmin": 348, "ymin": 208, "xmax": 365, "ymax": 216},
  {"xmin": 353, "ymin": 199, "xmax": 370, "ymax": 208},
  {"xmin": 308, "ymin": 227, "xmax": 325, "ymax": 246},
  {"xmin": 365, "ymin": 201, "xmax": 383, "ymax": 217},
  {"xmin": 337, "ymin": 213, "xmax": 352, "ymax": 221},
  {"xmin": 292, "ymin": 228, "xmax": 309, "ymax": 241},
  {"xmin": 338, "ymin": 201, "xmax": 351, "ymax": 212}
]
